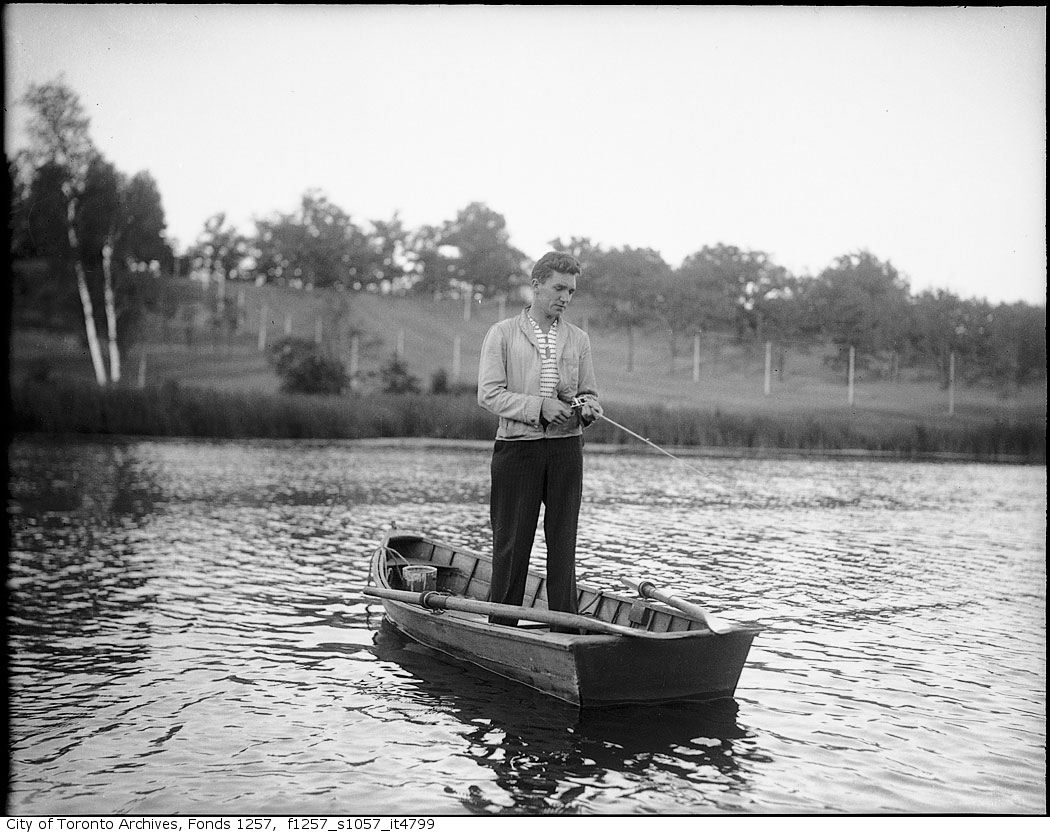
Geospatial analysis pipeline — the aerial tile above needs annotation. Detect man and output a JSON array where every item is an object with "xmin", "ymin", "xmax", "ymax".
[{"xmin": 477, "ymin": 251, "xmax": 603, "ymax": 631}]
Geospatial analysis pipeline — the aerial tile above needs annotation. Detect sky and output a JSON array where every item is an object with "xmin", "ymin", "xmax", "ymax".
[{"xmin": 4, "ymin": 4, "xmax": 1046, "ymax": 304}]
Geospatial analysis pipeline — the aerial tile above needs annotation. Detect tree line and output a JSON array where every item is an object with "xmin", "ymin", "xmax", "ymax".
[
  {"xmin": 9, "ymin": 78, "xmax": 1046, "ymax": 390},
  {"xmin": 9, "ymin": 79, "xmax": 173, "ymax": 386}
]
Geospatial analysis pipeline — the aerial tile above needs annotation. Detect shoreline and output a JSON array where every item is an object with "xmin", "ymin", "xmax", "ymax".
[
  {"xmin": 10, "ymin": 431, "xmax": 1038, "ymax": 465},
  {"xmin": 11, "ymin": 378, "xmax": 1044, "ymax": 465}
]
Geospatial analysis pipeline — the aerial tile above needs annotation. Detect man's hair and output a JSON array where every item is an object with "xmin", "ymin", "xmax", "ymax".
[{"xmin": 531, "ymin": 251, "xmax": 581, "ymax": 284}]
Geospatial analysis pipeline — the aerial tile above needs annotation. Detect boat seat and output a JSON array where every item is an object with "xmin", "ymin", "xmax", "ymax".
[
  {"xmin": 390, "ymin": 560, "xmax": 464, "ymax": 575},
  {"xmin": 387, "ymin": 560, "xmax": 466, "ymax": 593}
]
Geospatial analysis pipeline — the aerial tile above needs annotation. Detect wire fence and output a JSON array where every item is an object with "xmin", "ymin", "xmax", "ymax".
[{"xmin": 121, "ymin": 278, "xmax": 1043, "ymax": 418}]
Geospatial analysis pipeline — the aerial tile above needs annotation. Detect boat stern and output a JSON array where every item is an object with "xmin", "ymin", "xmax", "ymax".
[{"xmin": 572, "ymin": 627, "xmax": 760, "ymax": 706}]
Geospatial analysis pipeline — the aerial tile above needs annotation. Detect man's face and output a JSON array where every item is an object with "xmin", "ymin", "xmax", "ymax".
[{"xmin": 532, "ymin": 271, "xmax": 577, "ymax": 320}]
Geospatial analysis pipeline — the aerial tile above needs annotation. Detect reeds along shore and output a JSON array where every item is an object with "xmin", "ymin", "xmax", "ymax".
[{"xmin": 8, "ymin": 378, "xmax": 1045, "ymax": 462}]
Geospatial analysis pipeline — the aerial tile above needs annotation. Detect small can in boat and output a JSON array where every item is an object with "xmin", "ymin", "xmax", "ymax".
[{"xmin": 403, "ymin": 565, "xmax": 438, "ymax": 592}]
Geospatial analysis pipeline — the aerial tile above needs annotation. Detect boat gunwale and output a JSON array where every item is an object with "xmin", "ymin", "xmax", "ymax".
[
  {"xmin": 372, "ymin": 530, "xmax": 761, "ymax": 641},
  {"xmin": 369, "ymin": 544, "xmax": 625, "ymax": 645}
]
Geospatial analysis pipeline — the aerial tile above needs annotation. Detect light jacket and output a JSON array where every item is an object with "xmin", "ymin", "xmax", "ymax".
[{"xmin": 478, "ymin": 310, "xmax": 600, "ymax": 440}]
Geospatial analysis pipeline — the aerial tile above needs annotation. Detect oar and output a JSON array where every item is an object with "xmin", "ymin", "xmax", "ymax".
[
  {"xmin": 363, "ymin": 586, "xmax": 650, "ymax": 638},
  {"xmin": 619, "ymin": 577, "xmax": 736, "ymax": 635}
]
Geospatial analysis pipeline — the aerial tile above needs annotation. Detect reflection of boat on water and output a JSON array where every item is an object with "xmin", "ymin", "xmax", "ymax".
[
  {"xmin": 366, "ymin": 531, "xmax": 761, "ymax": 707},
  {"xmin": 372, "ymin": 619, "xmax": 752, "ymax": 813}
]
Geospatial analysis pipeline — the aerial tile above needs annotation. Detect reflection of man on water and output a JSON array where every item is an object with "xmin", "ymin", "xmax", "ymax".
[{"xmin": 477, "ymin": 251, "xmax": 603, "ymax": 631}]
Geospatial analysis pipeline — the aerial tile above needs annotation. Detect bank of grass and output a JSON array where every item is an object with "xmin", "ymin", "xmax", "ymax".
[
  {"xmin": 10, "ymin": 379, "xmax": 1045, "ymax": 462},
  {"xmin": 9, "ymin": 379, "xmax": 494, "ymax": 441},
  {"xmin": 583, "ymin": 402, "xmax": 1045, "ymax": 461}
]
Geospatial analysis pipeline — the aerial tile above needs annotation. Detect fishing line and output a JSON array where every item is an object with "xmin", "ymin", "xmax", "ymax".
[{"xmin": 571, "ymin": 399, "xmax": 728, "ymax": 491}]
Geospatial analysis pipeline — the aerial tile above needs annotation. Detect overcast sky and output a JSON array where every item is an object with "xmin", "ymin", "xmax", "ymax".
[{"xmin": 4, "ymin": 4, "xmax": 1046, "ymax": 304}]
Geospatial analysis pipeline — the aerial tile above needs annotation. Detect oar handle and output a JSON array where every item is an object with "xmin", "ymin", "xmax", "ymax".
[{"xmin": 619, "ymin": 576, "xmax": 737, "ymax": 635}]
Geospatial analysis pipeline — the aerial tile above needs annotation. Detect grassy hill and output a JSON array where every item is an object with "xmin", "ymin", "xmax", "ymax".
[{"xmin": 11, "ymin": 280, "xmax": 1044, "ymax": 430}]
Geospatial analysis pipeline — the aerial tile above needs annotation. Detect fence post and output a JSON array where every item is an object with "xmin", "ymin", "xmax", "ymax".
[
  {"xmin": 236, "ymin": 289, "xmax": 245, "ymax": 334},
  {"xmin": 452, "ymin": 335, "xmax": 462, "ymax": 385},
  {"xmin": 764, "ymin": 341, "xmax": 772, "ymax": 395},
  {"xmin": 848, "ymin": 345, "xmax": 856, "ymax": 406},
  {"xmin": 349, "ymin": 334, "xmax": 360, "ymax": 376},
  {"xmin": 948, "ymin": 351, "xmax": 956, "ymax": 417},
  {"xmin": 396, "ymin": 329, "xmax": 405, "ymax": 360},
  {"xmin": 284, "ymin": 313, "xmax": 292, "ymax": 337},
  {"xmin": 258, "ymin": 305, "xmax": 268, "ymax": 352},
  {"xmin": 693, "ymin": 333, "xmax": 701, "ymax": 383},
  {"xmin": 463, "ymin": 291, "xmax": 472, "ymax": 321},
  {"xmin": 216, "ymin": 271, "xmax": 226, "ymax": 321}
]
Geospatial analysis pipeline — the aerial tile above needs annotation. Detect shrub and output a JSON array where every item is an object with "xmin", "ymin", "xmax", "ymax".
[
  {"xmin": 430, "ymin": 367, "xmax": 477, "ymax": 396},
  {"xmin": 431, "ymin": 368, "xmax": 450, "ymax": 394},
  {"xmin": 268, "ymin": 336, "xmax": 349, "ymax": 395},
  {"xmin": 380, "ymin": 354, "xmax": 421, "ymax": 393}
]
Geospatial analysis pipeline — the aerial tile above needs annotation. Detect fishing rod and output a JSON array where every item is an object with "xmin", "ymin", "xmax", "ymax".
[{"xmin": 571, "ymin": 398, "xmax": 728, "ymax": 489}]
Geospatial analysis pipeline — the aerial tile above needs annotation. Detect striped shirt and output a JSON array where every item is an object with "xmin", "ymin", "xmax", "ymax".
[{"xmin": 527, "ymin": 313, "xmax": 560, "ymax": 398}]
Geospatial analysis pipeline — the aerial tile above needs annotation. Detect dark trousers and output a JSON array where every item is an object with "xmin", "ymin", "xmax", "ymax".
[{"xmin": 488, "ymin": 436, "xmax": 583, "ymax": 628}]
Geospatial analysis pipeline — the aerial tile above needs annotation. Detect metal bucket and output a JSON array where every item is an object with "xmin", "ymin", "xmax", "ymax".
[{"xmin": 402, "ymin": 565, "xmax": 438, "ymax": 592}]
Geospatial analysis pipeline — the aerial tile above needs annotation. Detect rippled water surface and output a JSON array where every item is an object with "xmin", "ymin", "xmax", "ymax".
[{"xmin": 6, "ymin": 437, "xmax": 1046, "ymax": 815}]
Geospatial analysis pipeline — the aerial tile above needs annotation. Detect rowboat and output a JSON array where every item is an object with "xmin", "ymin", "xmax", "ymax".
[{"xmin": 364, "ymin": 530, "xmax": 761, "ymax": 707}]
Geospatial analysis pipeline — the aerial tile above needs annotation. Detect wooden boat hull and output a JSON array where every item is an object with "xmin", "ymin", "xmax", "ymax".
[{"xmin": 368, "ymin": 531, "xmax": 760, "ymax": 707}]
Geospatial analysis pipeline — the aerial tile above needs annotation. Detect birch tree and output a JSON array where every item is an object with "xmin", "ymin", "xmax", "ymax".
[
  {"xmin": 19, "ymin": 78, "xmax": 112, "ymax": 384},
  {"xmin": 78, "ymin": 155, "xmax": 126, "ymax": 384}
]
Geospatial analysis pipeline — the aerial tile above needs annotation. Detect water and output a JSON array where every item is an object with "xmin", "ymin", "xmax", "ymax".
[{"xmin": 5, "ymin": 437, "xmax": 1046, "ymax": 815}]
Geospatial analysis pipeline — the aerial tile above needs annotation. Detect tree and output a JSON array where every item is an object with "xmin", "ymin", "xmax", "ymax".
[
  {"xmin": 585, "ymin": 246, "xmax": 670, "ymax": 325},
  {"xmin": 187, "ymin": 211, "xmax": 247, "ymax": 337},
  {"xmin": 408, "ymin": 202, "xmax": 527, "ymax": 298},
  {"xmin": 365, "ymin": 212, "xmax": 411, "ymax": 291},
  {"xmin": 102, "ymin": 166, "xmax": 172, "ymax": 355},
  {"xmin": 19, "ymin": 160, "xmax": 72, "ymax": 262},
  {"xmin": 990, "ymin": 302, "xmax": 1046, "ymax": 387},
  {"xmin": 752, "ymin": 272, "xmax": 807, "ymax": 343},
  {"xmin": 9, "ymin": 158, "xmax": 82, "ymax": 329},
  {"xmin": 584, "ymin": 246, "xmax": 672, "ymax": 372},
  {"xmin": 13, "ymin": 144, "xmax": 173, "ymax": 344},
  {"xmin": 192, "ymin": 212, "xmax": 248, "ymax": 281},
  {"xmin": 9, "ymin": 155, "xmax": 34, "ymax": 259},
  {"xmin": 404, "ymin": 222, "xmax": 449, "ymax": 296},
  {"xmin": 674, "ymin": 243, "xmax": 790, "ymax": 342},
  {"xmin": 909, "ymin": 292, "xmax": 1046, "ymax": 389},
  {"xmin": 120, "ymin": 171, "xmax": 172, "ymax": 270},
  {"xmin": 669, "ymin": 249, "xmax": 737, "ymax": 335},
  {"xmin": 77, "ymin": 155, "xmax": 125, "ymax": 381},
  {"xmin": 656, "ymin": 262, "xmax": 729, "ymax": 374},
  {"xmin": 911, "ymin": 290, "xmax": 978, "ymax": 387},
  {"xmin": 249, "ymin": 190, "xmax": 399, "ymax": 290},
  {"xmin": 809, "ymin": 250, "xmax": 911, "ymax": 370},
  {"xmin": 18, "ymin": 78, "xmax": 112, "ymax": 385},
  {"xmin": 547, "ymin": 236, "xmax": 605, "ymax": 267}
]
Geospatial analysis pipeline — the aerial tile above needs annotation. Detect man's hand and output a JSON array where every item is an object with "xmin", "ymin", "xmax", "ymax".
[
  {"xmin": 578, "ymin": 400, "xmax": 603, "ymax": 427},
  {"xmin": 541, "ymin": 398, "xmax": 574, "ymax": 426}
]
